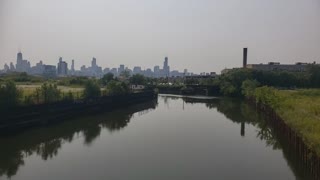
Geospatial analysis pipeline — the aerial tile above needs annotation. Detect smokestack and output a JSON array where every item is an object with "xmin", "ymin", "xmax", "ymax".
[{"xmin": 243, "ymin": 48, "xmax": 248, "ymax": 68}]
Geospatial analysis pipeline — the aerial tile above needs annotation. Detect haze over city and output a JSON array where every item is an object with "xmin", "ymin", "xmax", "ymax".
[
  {"xmin": 1, "ymin": 0, "xmax": 320, "ymax": 73},
  {"xmin": 2, "ymin": 1, "xmax": 320, "ymax": 180}
]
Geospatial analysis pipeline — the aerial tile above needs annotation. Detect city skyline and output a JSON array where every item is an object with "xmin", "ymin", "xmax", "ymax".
[
  {"xmin": 2, "ymin": 51, "xmax": 185, "ymax": 72},
  {"xmin": 3, "ymin": 51, "xmax": 202, "ymax": 78},
  {"xmin": 1, "ymin": 0, "xmax": 319, "ymax": 73}
]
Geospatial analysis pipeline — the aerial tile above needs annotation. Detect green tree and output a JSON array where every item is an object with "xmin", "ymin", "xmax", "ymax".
[
  {"xmin": 106, "ymin": 80, "xmax": 129, "ymax": 95},
  {"xmin": 63, "ymin": 91, "xmax": 74, "ymax": 101},
  {"xmin": 220, "ymin": 81, "xmax": 237, "ymax": 96},
  {"xmin": 36, "ymin": 83, "xmax": 61, "ymax": 103},
  {"xmin": 0, "ymin": 81, "xmax": 22, "ymax": 107},
  {"xmin": 129, "ymin": 74, "xmax": 146, "ymax": 85},
  {"xmin": 254, "ymin": 86, "xmax": 280, "ymax": 108},
  {"xmin": 14, "ymin": 72, "xmax": 30, "ymax": 82},
  {"xmin": 307, "ymin": 65, "xmax": 320, "ymax": 88},
  {"xmin": 241, "ymin": 79, "xmax": 260, "ymax": 97},
  {"xmin": 101, "ymin": 73, "xmax": 114, "ymax": 86},
  {"xmin": 217, "ymin": 69, "xmax": 253, "ymax": 96},
  {"xmin": 83, "ymin": 80, "xmax": 101, "ymax": 99}
]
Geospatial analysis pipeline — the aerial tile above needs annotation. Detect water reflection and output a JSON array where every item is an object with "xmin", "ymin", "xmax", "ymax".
[
  {"xmin": 0, "ymin": 100, "xmax": 158, "ymax": 178},
  {"xmin": 0, "ymin": 96, "xmax": 312, "ymax": 179},
  {"xmin": 160, "ymin": 95, "xmax": 309, "ymax": 179},
  {"xmin": 160, "ymin": 95, "xmax": 280, "ymax": 150}
]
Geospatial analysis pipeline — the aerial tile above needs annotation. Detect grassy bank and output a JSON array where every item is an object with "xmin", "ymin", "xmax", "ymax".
[
  {"xmin": 253, "ymin": 87, "xmax": 320, "ymax": 156},
  {"xmin": 17, "ymin": 84, "xmax": 85, "ymax": 97}
]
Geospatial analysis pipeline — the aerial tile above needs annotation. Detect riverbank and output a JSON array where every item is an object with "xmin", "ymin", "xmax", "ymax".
[
  {"xmin": 0, "ymin": 91, "xmax": 157, "ymax": 134},
  {"xmin": 156, "ymin": 85, "xmax": 221, "ymax": 96},
  {"xmin": 249, "ymin": 87, "xmax": 320, "ymax": 179}
]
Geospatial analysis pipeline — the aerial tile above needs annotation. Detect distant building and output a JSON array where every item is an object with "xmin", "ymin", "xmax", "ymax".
[
  {"xmin": 185, "ymin": 74, "xmax": 217, "ymax": 83},
  {"xmin": 92, "ymin": 57, "xmax": 97, "ymax": 67},
  {"xmin": 246, "ymin": 62, "xmax": 309, "ymax": 72},
  {"xmin": 210, "ymin": 72, "xmax": 217, "ymax": 77},
  {"xmin": 133, "ymin": 66, "xmax": 142, "ymax": 74},
  {"xmin": 43, "ymin": 65, "xmax": 57, "ymax": 78},
  {"xmin": 70, "ymin": 60, "xmax": 75, "ymax": 74},
  {"xmin": 16, "ymin": 52, "xmax": 31, "ymax": 73},
  {"xmin": 118, "ymin": 64, "xmax": 125, "ymax": 74},
  {"xmin": 154, "ymin": 66, "xmax": 160, "ymax": 77},
  {"xmin": 10, "ymin": 63, "xmax": 15, "ymax": 71},
  {"xmin": 171, "ymin": 70, "xmax": 183, "ymax": 77},
  {"xmin": 89, "ymin": 57, "xmax": 102, "ymax": 77},
  {"xmin": 30, "ymin": 60, "xmax": 45, "ymax": 75},
  {"xmin": 4, "ymin": 64, "xmax": 9, "ymax": 72},
  {"xmin": 242, "ymin": 47, "xmax": 310, "ymax": 72},
  {"xmin": 131, "ymin": 84, "xmax": 145, "ymax": 91},
  {"xmin": 57, "ymin": 57, "xmax": 68, "ymax": 76},
  {"xmin": 110, "ymin": 68, "xmax": 118, "ymax": 75},
  {"xmin": 81, "ymin": 65, "xmax": 86, "ymax": 71},
  {"xmin": 103, "ymin": 68, "xmax": 110, "ymax": 74},
  {"xmin": 144, "ymin": 68, "xmax": 153, "ymax": 77},
  {"xmin": 183, "ymin": 69, "xmax": 188, "ymax": 76},
  {"xmin": 163, "ymin": 57, "xmax": 170, "ymax": 77}
]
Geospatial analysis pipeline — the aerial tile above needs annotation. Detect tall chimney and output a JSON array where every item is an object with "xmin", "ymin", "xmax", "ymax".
[{"xmin": 243, "ymin": 48, "xmax": 248, "ymax": 68}]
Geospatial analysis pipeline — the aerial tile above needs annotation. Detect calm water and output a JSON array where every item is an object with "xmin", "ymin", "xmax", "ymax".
[{"xmin": 0, "ymin": 95, "xmax": 310, "ymax": 180}]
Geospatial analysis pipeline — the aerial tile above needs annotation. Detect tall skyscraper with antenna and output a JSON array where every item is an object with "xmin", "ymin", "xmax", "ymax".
[
  {"xmin": 163, "ymin": 57, "xmax": 170, "ymax": 77},
  {"xmin": 71, "ymin": 60, "xmax": 75, "ymax": 73}
]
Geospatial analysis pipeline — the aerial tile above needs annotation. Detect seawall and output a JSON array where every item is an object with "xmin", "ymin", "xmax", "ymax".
[{"xmin": 248, "ymin": 98, "xmax": 320, "ymax": 179}]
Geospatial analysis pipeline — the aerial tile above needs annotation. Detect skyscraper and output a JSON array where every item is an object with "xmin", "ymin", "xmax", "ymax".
[
  {"xmin": 57, "ymin": 57, "xmax": 68, "ymax": 76},
  {"xmin": 163, "ymin": 57, "xmax": 170, "ymax": 77},
  {"xmin": 71, "ymin": 60, "xmax": 75, "ymax": 72},
  {"xmin": 10, "ymin": 63, "xmax": 15, "ymax": 71},
  {"xmin": 89, "ymin": 57, "xmax": 102, "ymax": 77},
  {"xmin": 16, "ymin": 51, "xmax": 31, "ymax": 73},
  {"xmin": 133, "ymin": 66, "xmax": 142, "ymax": 74},
  {"xmin": 154, "ymin": 65, "xmax": 160, "ymax": 77},
  {"xmin": 17, "ymin": 52, "xmax": 23, "ymax": 62},
  {"xmin": 92, "ymin": 58, "xmax": 97, "ymax": 68},
  {"xmin": 4, "ymin": 64, "xmax": 9, "ymax": 72},
  {"xmin": 118, "ymin": 64, "xmax": 125, "ymax": 74}
]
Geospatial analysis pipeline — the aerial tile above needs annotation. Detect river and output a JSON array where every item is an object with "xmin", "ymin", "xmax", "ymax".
[{"xmin": 0, "ymin": 95, "xmax": 312, "ymax": 180}]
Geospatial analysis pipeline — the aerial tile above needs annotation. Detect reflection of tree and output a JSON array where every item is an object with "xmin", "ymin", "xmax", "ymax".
[
  {"xmin": 0, "ymin": 150, "xmax": 24, "ymax": 178},
  {"xmin": 161, "ymin": 95, "xmax": 180, "ymax": 107},
  {"xmin": 0, "ymin": 100, "xmax": 157, "ymax": 178},
  {"xmin": 83, "ymin": 125, "xmax": 102, "ymax": 145},
  {"xmin": 100, "ymin": 113, "xmax": 132, "ymax": 132},
  {"xmin": 221, "ymin": 99, "xmax": 280, "ymax": 150},
  {"xmin": 36, "ymin": 139, "xmax": 62, "ymax": 160},
  {"xmin": 256, "ymin": 124, "xmax": 279, "ymax": 149},
  {"xmin": 183, "ymin": 97, "xmax": 280, "ymax": 149}
]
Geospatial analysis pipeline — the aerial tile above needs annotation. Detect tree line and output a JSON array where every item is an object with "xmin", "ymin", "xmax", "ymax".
[
  {"xmin": 0, "ymin": 73, "xmax": 150, "ymax": 108},
  {"xmin": 217, "ymin": 65, "xmax": 320, "ymax": 97}
]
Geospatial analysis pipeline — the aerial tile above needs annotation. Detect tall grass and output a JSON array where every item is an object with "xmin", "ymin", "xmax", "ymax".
[
  {"xmin": 17, "ymin": 84, "xmax": 85, "ymax": 103},
  {"xmin": 253, "ymin": 87, "xmax": 320, "ymax": 156}
]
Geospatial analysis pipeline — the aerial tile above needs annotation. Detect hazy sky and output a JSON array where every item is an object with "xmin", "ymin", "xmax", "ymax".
[{"xmin": 0, "ymin": 0, "xmax": 319, "ymax": 73}]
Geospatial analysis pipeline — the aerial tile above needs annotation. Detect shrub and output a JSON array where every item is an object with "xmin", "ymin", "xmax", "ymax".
[
  {"xmin": 106, "ymin": 80, "xmax": 129, "ymax": 95},
  {"xmin": 0, "ymin": 81, "xmax": 22, "ymax": 107},
  {"xmin": 83, "ymin": 80, "xmax": 101, "ymax": 99},
  {"xmin": 34, "ymin": 83, "xmax": 61, "ymax": 103}
]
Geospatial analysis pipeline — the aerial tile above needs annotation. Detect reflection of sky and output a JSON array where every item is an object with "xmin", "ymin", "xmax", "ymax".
[{"xmin": 0, "ymin": 0, "xmax": 319, "ymax": 73}]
